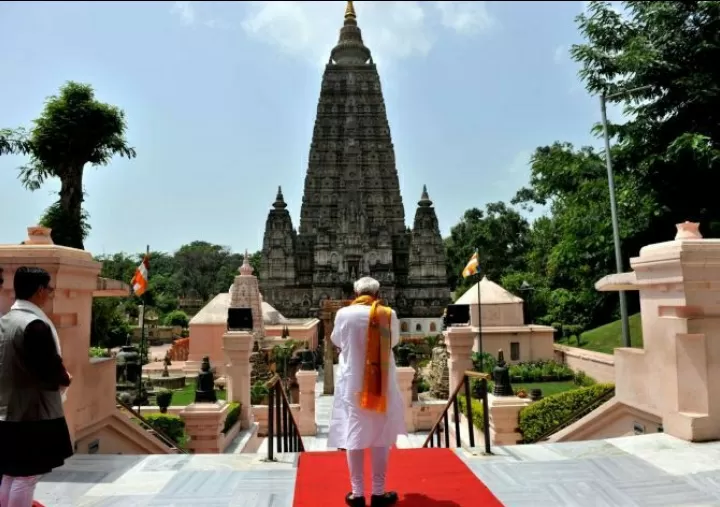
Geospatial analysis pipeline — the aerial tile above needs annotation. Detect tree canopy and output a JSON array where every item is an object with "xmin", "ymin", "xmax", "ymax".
[
  {"xmin": 3, "ymin": 81, "xmax": 136, "ymax": 249},
  {"xmin": 445, "ymin": 1, "xmax": 720, "ymax": 339}
]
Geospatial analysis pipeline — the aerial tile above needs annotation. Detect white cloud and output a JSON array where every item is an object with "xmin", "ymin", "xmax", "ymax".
[
  {"xmin": 171, "ymin": 1, "xmax": 195, "ymax": 26},
  {"xmin": 553, "ymin": 45, "xmax": 566, "ymax": 65},
  {"xmin": 240, "ymin": 1, "xmax": 496, "ymax": 68},
  {"xmin": 433, "ymin": 1, "xmax": 495, "ymax": 35}
]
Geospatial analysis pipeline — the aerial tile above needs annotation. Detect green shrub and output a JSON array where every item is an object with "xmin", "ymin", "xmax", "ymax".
[
  {"xmin": 519, "ymin": 383, "xmax": 615, "ymax": 442},
  {"xmin": 417, "ymin": 378, "xmax": 430, "ymax": 394},
  {"xmin": 155, "ymin": 389, "xmax": 173, "ymax": 413},
  {"xmin": 573, "ymin": 370, "xmax": 596, "ymax": 387},
  {"xmin": 223, "ymin": 402, "xmax": 241, "ymax": 434},
  {"xmin": 508, "ymin": 360, "xmax": 574, "ymax": 382},
  {"xmin": 89, "ymin": 347, "xmax": 111, "ymax": 358},
  {"xmin": 250, "ymin": 381, "xmax": 269, "ymax": 405},
  {"xmin": 471, "ymin": 352, "xmax": 496, "ymax": 373},
  {"xmin": 144, "ymin": 413, "xmax": 187, "ymax": 446},
  {"xmin": 457, "ymin": 395, "xmax": 485, "ymax": 430}
]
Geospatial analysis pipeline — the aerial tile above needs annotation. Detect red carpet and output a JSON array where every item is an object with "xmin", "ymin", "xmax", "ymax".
[{"xmin": 292, "ymin": 447, "xmax": 504, "ymax": 506}]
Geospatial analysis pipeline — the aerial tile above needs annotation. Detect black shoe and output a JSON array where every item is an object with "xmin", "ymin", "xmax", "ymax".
[
  {"xmin": 346, "ymin": 492, "xmax": 366, "ymax": 506},
  {"xmin": 370, "ymin": 491, "xmax": 398, "ymax": 507}
]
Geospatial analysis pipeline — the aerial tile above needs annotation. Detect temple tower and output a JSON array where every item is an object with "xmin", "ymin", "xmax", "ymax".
[{"xmin": 259, "ymin": 2, "xmax": 450, "ymax": 320}]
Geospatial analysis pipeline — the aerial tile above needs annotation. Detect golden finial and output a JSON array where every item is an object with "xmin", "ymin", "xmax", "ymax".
[{"xmin": 345, "ymin": 1, "xmax": 356, "ymax": 20}]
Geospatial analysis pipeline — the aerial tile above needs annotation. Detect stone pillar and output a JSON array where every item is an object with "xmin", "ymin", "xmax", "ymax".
[
  {"xmin": 0, "ymin": 226, "xmax": 125, "ymax": 445},
  {"xmin": 487, "ymin": 394, "xmax": 531, "ymax": 445},
  {"xmin": 320, "ymin": 303, "xmax": 336, "ymax": 395},
  {"xmin": 296, "ymin": 370, "xmax": 318, "ymax": 436},
  {"xmin": 222, "ymin": 331, "xmax": 254, "ymax": 429},
  {"xmin": 596, "ymin": 222, "xmax": 720, "ymax": 442},
  {"xmin": 179, "ymin": 402, "xmax": 229, "ymax": 453},
  {"xmin": 396, "ymin": 366, "xmax": 416, "ymax": 432},
  {"xmin": 444, "ymin": 326, "xmax": 475, "ymax": 396}
]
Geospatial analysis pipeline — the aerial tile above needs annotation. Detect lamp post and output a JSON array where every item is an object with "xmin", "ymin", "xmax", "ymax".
[
  {"xmin": 519, "ymin": 280, "xmax": 534, "ymax": 325},
  {"xmin": 599, "ymin": 84, "xmax": 652, "ymax": 348}
]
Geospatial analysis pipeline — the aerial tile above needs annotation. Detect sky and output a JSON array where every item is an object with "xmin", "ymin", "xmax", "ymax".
[{"xmin": 0, "ymin": 1, "xmax": 624, "ymax": 257}]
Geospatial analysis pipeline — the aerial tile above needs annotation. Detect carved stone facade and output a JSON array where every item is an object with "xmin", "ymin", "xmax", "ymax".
[
  {"xmin": 259, "ymin": 2, "xmax": 450, "ymax": 319},
  {"xmin": 229, "ymin": 251, "xmax": 265, "ymax": 338}
]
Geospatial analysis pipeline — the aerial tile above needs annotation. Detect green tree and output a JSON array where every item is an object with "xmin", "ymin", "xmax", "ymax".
[
  {"xmin": 513, "ymin": 143, "xmax": 655, "ymax": 328},
  {"xmin": 164, "ymin": 310, "xmax": 190, "ymax": 328},
  {"xmin": 91, "ymin": 298, "xmax": 131, "ymax": 349},
  {"xmin": 444, "ymin": 202, "xmax": 530, "ymax": 295},
  {"xmin": 39, "ymin": 196, "xmax": 92, "ymax": 245},
  {"xmin": 3, "ymin": 81, "xmax": 136, "ymax": 249},
  {"xmin": 573, "ymin": 1, "xmax": 720, "ymax": 239}
]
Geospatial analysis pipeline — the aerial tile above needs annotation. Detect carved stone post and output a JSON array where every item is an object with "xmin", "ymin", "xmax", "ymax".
[
  {"xmin": 222, "ymin": 331, "xmax": 254, "ymax": 429},
  {"xmin": 396, "ymin": 366, "xmax": 416, "ymax": 432},
  {"xmin": 296, "ymin": 370, "xmax": 318, "ymax": 436},
  {"xmin": 444, "ymin": 326, "xmax": 475, "ymax": 396},
  {"xmin": 320, "ymin": 303, "xmax": 336, "ymax": 395}
]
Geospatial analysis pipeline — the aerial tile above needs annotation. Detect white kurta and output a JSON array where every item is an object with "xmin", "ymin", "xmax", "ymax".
[{"xmin": 327, "ymin": 305, "xmax": 407, "ymax": 450}]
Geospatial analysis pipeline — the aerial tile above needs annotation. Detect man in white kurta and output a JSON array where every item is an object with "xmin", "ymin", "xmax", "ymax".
[{"xmin": 327, "ymin": 277, "xmax": 406, "ymax": 507}]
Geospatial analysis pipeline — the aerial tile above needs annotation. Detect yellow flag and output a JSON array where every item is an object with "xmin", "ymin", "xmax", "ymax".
[{"xmin": 462, "ymin": 251, "xmax": 480, "ymax": 278}]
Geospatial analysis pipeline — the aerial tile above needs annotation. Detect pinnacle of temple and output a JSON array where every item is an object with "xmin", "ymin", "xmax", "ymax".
[
  {"xmin": 273, "ymin": 186, "xmax": 287, "ymax": 210},
  {"xmin": 409, "ymin": 186, "xmax": 447, "ymax": 286},
  {"xmin": 259, "ymin": 2, "xmax": 451, "ymax": 319}
]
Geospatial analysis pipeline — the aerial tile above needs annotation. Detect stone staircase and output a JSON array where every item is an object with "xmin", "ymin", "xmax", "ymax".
[{"xmin": 228, "ymin": 374, "xmax": 431, "ymax": 454}]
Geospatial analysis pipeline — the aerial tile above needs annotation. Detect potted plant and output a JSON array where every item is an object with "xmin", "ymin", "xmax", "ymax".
[
  {"xmin": 156, "ymin": 388, "xmax": 173, "ymax": 413},
  {"xmin": 516, "ymin": 389, "xmax": 528, "ymax": 399}
]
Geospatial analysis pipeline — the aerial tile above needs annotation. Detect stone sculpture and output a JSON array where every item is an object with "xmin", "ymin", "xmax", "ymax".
[{"xmin": 194, "ymin": 356, "xmax": 217, "ymax": 403}]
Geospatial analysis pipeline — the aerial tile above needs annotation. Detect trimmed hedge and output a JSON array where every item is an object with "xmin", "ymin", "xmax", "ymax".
[
  {"xmin": 144, "ymin": 413, "xmax": 188, "ymax": 446},
  {"xmin": 457, "ymin": 395, "xmax": 484, "ymax": 430},
  {"xmin": 223, "ymin": 402, "xmax": 241, "ymax": 434},
  {"xmin": 518, "ymin": 383, "xmax": 615, "ymax": 442}
]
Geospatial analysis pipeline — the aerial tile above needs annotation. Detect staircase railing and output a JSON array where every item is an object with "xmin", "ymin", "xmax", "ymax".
[
  {"xmin": 266, "ymin": 374, "xmax": 305, "ymax": 460},
  {"xmin": 115, "ymin": 395, "xmax": 188, "ymax": 454},
  {"xmin": 422, "ymin": 371, "xmax": 491, "ymax": 454},
  {"xmin": 524, "ymin": 385, "xmax": 616, "ymax": 444}
]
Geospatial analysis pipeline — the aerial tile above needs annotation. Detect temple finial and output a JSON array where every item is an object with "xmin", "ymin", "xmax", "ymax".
[
  {"xmin": 418, "ymin": 184, "xmax": 432, "ymax": 207},
  {"xmin": 240, "ymin": 249, "xmax": 254, "ymax": 276},
  {"xmin": 345, "ymin": 1, "xmax": 356, "ymax": 21},
  {"xmin": 273, "ymin": 186, "xmax": 287, "ymax": 210}
]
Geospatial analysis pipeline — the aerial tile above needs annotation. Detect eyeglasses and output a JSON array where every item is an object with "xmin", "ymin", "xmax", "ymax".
[{"xmin": 44, "ymin": 286, "xmax": 55, "ymax": 294}]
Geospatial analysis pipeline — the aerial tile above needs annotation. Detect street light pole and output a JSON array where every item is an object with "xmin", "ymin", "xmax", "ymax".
[{"xmin": 599, "ymin": 84, "xmax": 653, "ymax": 348}]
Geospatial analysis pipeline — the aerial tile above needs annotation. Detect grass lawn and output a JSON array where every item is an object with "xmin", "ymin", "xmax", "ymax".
[
  {"xmin": 167, "ymin": 383, "xmax": 227, "ymax": 406},
  {"xmin": 558, "ymin": 313, "xmax": 643, "ymax": 354},
  {"xmin": 513, "ymin": 381, "xmax": 577, "ymax": 397}
]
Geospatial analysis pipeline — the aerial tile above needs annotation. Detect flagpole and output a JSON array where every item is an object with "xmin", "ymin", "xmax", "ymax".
[
  {"xmin": 476, "ymin": 272, "xmax": 484, "ymax": 372},
  {"xmin": 136, "ymin": 245, "xmax": 150, "ymax": 414}
]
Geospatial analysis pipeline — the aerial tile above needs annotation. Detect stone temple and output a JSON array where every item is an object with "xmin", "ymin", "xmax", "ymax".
[{"xmin": 259, "ymin": 1, "xmax": 451, "ymax": 324}]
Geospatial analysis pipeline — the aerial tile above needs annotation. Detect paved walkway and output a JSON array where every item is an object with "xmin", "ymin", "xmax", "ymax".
[{"xmin": 35, "ymin": 433, "xmax": 720, "ymax": 506}]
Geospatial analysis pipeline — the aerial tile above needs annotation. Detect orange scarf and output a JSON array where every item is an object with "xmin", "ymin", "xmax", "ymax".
[{"xmin": 351, "ymin": 295, "xmax": 392, "ymax": 414}]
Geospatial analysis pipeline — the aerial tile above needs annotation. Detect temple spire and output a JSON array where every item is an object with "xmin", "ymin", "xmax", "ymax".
[
  {"xmin": 331, "ymin": 0, "xmax": 371, "ymax": 65},
  {"xmin": 345, "ymin": 1, "xmax": 356, "ymax": 22},
  {"xmin": 418, "ymin": 184, "xmax": 432, "ymax": 207},
  {"xmin": 273, "ymin": 186, "xmax": 287, "ymax": 210},
  {"xmin": 240, "ymin": 249, "xmax": 254, "ymax": 276}
]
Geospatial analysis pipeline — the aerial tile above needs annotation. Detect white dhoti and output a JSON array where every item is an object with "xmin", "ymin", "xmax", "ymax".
[{"xmin": 326, "ymin": 304, "xmax": 407, "ymax": 498}]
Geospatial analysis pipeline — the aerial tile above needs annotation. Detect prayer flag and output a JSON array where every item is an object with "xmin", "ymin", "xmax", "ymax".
[
  {"xmin": 462, "ymin": 251, "xmax": 480, "ymax": 279},
  {"xmin": 131, "ymin": 255, "xmax": 150, "ymax": 296}
]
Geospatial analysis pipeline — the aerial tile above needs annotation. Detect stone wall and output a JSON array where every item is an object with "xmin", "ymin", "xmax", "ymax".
[{"xmin": 554, "ymin": 344, "xmax": 615, "ymax": 384}]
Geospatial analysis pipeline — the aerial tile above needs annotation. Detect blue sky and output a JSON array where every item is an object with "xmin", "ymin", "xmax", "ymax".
[{"xmin": 0, "ymin": 1, "xmax": 621, "ymax": 256}]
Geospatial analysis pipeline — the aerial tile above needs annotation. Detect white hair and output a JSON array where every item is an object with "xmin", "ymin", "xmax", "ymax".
[{"xmin": 354, "ymin": 276, "xmax": 380, "ymax": 296}]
